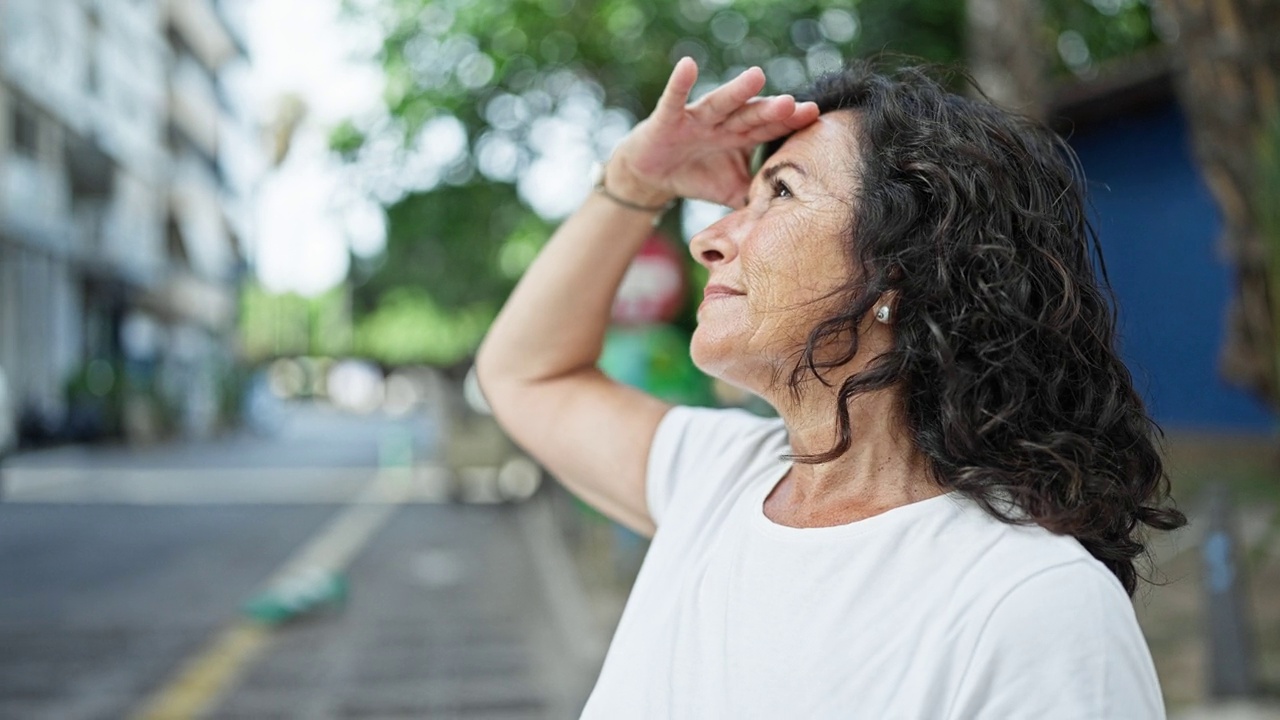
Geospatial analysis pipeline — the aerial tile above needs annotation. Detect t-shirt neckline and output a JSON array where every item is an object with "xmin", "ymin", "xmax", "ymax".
[{"xmin": 750, "ymin": 458, "xmax": 961, "ymax": 541}]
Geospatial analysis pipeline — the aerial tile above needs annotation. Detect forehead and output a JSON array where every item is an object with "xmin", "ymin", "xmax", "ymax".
[{"xmin": 761, "ymin": 110, "xmax": 860, "ymax": 177}]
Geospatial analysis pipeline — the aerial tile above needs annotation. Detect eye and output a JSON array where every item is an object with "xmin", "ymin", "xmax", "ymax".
[{"xmin": 771, "ymin": 178, "xmax": 793, "ymax": 199}]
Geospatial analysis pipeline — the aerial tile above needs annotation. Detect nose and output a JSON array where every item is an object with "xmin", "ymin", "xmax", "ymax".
[{"xmin": 689, "ymin": 212, "xmax": 741, "ymax": 268}]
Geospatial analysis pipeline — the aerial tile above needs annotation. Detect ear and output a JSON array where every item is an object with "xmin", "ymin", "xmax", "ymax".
[{"xmin": 872, "ymin": 290, "xmax": 898, "ymax": 325}]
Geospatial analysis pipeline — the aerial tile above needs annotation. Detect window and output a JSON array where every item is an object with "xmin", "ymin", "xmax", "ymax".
[
  {"xmin": 166, "ymin": 216, "xmax": 190, "ymax": 269},
  {"xmin": 86, "ymin": 11, "xmax": 100, "ymax": 96},
  {"xmin": 12, "ymin": 99, "xmax": 39, "ymax": 158}
]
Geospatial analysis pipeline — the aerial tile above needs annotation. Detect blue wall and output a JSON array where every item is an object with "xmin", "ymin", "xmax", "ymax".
[{"xmin": 1069, "ymin": 103, "xmax": 1273, "ymax": 431}]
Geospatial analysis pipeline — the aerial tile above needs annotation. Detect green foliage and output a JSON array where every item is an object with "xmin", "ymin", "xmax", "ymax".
[
  {"xmin": 1259, "ymin": 114, "xmax": 1280, "ymax": 399},
  {"xmin": 366, "ymin": 0, "xmax": 963, "ymax": 137},
  {"xmin": 337, "ymin": 0, "xmax": 966, "ymax": 358},
  {"xmin": 334, "ymin": 0, "xmax": 1159, "ymax": 366},
  {"xmin": 239, "ymin": 279, "xmax": 487, "ymax": 367},
  {"xmin": 63, "ymin": 358, "xmax": 125, "ymax": 437},
  {"xmin": 354, "ymin": 287, "xmax": 494, "ymax": 365},
  {"xmin": 1041, "ymin": 0, "xmax": 1160, "ymax": 77},
  {"xmin": 329, "ymin": 119, "xmax": 366, "ymax": 160},
  {"xmin": 240, "ymin": 283, "xmax": 353, "ymax": 361},
  {"xmin": 1261, "ymin": 114, "xmax": 1280, "ymax": 259},
  {"xmin": 356, "ymin": 183, "xmax": 551, "ymax": 312}
]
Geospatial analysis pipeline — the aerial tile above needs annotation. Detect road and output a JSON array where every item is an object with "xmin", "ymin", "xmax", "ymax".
[{"xmin": 0, "ymin": 404, "xmax": 608, "ymax": 719}]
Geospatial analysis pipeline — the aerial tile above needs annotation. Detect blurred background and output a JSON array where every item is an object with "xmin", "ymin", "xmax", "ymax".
[{"xmin": 0, "ymin": 0, "xmax": 1277, "ymax": 717}]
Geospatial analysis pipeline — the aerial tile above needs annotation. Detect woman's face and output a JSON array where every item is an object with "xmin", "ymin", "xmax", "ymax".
[{"xmin": 689, "ymin": 110, "xmax": 862, "ymax": 391}]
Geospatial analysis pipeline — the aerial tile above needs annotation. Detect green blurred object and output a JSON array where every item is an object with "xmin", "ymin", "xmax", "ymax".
[
  {"xmin": 599, "ymin": 325, "xmax": 714, "ymax": 407},
  {"xmin": 242, "ymin": 570, "xmax": 349, "ymax": 627}
]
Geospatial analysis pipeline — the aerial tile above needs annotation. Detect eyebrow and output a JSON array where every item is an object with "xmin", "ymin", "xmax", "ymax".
[{"xmin": 760, "ymin": 161, "xmax": 808, "ymax": 184}]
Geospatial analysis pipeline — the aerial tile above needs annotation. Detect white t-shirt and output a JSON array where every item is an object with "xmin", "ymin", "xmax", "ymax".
[{"xmin": 580, "ymin": 406, "xmax": 1166, "ymax": 719}]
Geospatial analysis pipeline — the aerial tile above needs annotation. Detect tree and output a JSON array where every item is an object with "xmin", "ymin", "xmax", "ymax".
[
  {"xmin": 1155, "ymin": 0, "xmax": 1280, "ymax": 406},
  {"xmin": 337, "ymin": 0, "xmax": 966, "ymax": 334},
  {"xmin": 355, "ymin": 183, "xmax": 538, "ymax": 312},
  {"xmin": 336, "ymin": 0, "xmax": 1173, "ymax": 364},
  {"xmin": 966, "ymin": 0, "xmax": 1048, "ymax": 117},
  {"xmin": 354, "ymin": 0, "xmax": 964, "ymax": 142},
  {"xmin": 966, "ymin": 0, "xmax": 1167, "ymax": 118}
]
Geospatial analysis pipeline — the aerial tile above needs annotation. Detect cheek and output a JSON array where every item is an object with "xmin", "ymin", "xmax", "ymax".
[
  {"xmin": 742, "ymin": 232, "xmax": 802, "ymax": 308},
  {"xmin": 693, "ymin": 216, "xmax": 852, "ymax": 376},
  {"xmin": 743, "ymin": 242, "xmax": 841, "ymax": 345},
  {"xmin": 747, "ymin": 213, "xmax": 846, "ymax": 291}
]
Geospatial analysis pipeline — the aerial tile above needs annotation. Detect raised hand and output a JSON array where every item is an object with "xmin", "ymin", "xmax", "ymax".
[{"xmin": 606, "ymin": 58, "xmax": 820, "ymax": 210}]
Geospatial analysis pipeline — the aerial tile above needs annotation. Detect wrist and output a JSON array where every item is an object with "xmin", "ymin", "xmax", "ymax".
[{"xmin": 601, "ymin": 156, "xmax": 675, "ymax": 209}]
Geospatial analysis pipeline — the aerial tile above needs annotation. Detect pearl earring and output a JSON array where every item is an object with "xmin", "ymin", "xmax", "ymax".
[{"xmin": 875, "ymin": 305, "xmax": 891, "ymax": 324}]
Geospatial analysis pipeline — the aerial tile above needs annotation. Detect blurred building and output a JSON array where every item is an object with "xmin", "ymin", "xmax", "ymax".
[
  {"xmin": 1055, "ymin": 57, "xmax": 1274, "ymax": 432},
  {"xmin": 0, "ymin": 0, "xmax": 261, "ymax": 442}
]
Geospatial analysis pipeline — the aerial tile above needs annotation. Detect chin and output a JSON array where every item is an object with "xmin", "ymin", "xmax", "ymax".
[
  {"xmin": 690, "ymin": 326, "xmax": 730, "ymax": 379},
  {"xmin": 691, "ymin": 326, "xmax": 755, "ymax": 390}
]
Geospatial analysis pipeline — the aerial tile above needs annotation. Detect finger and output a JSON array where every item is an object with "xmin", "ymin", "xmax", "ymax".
[
  {"xmin": 689, "ymin": 66, "xmax": 766, "ymax": 123},
  {"xmin": 783, "ymin": 101, "xmax": 821, "ymax": 130},
  {"xmin": 655, "ymin": 57, "xmax": 699, "ymax": 115},
  {"xmin": 720, "ymin": 95, "xmax": 796, "ymax": 135},
  {"xmin": 716, "ymin": 154, "xmax": 754, "ymax": 209},
  {"xmin": 741, "ymin": 103, "xmax": 822, "ymax": 144}
]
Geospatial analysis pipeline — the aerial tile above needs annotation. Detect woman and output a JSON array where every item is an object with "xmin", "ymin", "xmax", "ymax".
[{"xmin": 475, "ymin": 57, "xmax": 1185, "ymax": 718}]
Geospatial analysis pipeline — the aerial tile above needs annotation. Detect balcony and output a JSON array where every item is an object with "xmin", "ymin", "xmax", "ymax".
[
  {"xmin": 0, "ymin": 154, "xmax": 72, "ymax": 252},
  {"xmin": 145, "ymin": 270, "xmax": 236, "ymax": 331},
  {"xmin": 0, "ymin": 2, "xmax": 93, "ymax": 132},
  {"xmin": 71, "ymin": 200, "xmax": 108, "ymax": 262},
  {"xmin": 168, "ymin": 55, "xmax": 220, "ymax": 160},
  {"xmin": 213, "ymin": 0, "xmax": 251, "ymax": 59},
  {"xmin": 163, "ymin": 0, "xmax": 238, "ymax": 71},
  {"xmin": 88, "ymin": 24, "xmax": 167, "ymax": 179},
  {"xmin": 170, "ymin": 152, "xmax": 236, "ymax": 284}
]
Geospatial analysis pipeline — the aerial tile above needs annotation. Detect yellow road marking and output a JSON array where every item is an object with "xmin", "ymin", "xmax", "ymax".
[
  {"xmin": 132, "ymin": 622, "xmax": 268, "ymax": 720},
  {"xmin": 128, "ymin": 467, "xmax": 418, "ymax": 719}
]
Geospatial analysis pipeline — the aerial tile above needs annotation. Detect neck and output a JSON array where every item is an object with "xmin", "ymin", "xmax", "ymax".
[{"xmin": 762, "ymin": 379, "xmax": 939, "ymax": 525}]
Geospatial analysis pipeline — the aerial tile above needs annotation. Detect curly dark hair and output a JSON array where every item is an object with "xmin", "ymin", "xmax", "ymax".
[{"xmin": 766, "ymin": 61, "xmax": 1186, "ymax": 596}]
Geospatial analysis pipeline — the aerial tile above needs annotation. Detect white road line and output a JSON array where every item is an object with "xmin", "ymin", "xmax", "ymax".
[
  {"xmin": 2, "ymin": 465, "xmax": 456, "ymax": 505},
  {"xmin": 516, "ymin": 493, "xmax": 607, "ymax": 665}
]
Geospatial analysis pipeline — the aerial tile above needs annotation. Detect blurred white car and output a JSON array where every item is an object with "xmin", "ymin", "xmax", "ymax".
[{"xmin": 0, "ymin": 365, "xmax": 13, "ymax": 456}]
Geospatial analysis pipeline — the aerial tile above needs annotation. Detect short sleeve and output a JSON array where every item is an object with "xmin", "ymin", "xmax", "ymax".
[
  {"xmin": 947, "ymin": 560, "xmax": 1166, "ymax": 720},
  {"xmin": 644, "ymin": 406, "xmax": 786, "ymax": 527}
]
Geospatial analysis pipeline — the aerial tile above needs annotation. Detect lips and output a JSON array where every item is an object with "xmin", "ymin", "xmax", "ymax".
[{"xmin": 703, "ymin": 283, "xmax": 745, "ymax": 298}]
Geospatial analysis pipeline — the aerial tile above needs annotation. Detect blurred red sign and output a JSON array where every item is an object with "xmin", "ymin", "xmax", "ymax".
[{"xmin": 611, "ymin": 233, "xmax": 685, "ymax": 325}]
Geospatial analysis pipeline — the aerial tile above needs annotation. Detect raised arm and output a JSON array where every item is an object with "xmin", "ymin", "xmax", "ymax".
[{"xmin": 474, "ymin": 58, "xmax": 818, "ymax": 535}]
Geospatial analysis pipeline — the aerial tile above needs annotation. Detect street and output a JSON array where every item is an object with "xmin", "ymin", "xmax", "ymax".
[{"xmin": 0, "ymin": 404, "xmax": 608, "ymax": 719}]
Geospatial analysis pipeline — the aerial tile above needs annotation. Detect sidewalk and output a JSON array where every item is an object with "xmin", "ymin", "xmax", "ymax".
[
  {"xmin": 203, "ymin": 500, "xmax": 605, "ymax": 719},
  {"xmin": 1172, "ymin": 703, "xmax": 1280, "ymax": 720},
  {"xmin": 7, "ymin": 405, "xmax": 1277, "ymax": 716},
  {"xmin": 1140, "ymin": 433, "xmax": 1280, "ymax": 714},
  {"xmin": 0, "ymin": 401, "xmax": 615, "ymax": 718},
  {"xmin": 1, "ymin": 403, "xmax": 439, "ymax": 505}
]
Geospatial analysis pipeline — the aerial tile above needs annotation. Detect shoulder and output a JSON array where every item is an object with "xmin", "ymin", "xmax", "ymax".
[
  {"xmin": 945, "ymin": 502, "xmax": 1143, "ymax": 644},
  {"xmin": 945, "ymin": 552, "xmax": 1165, "ymax": 718},
  {"xmin": 654, "ymin": 405, "xmax": 786, "ymax": 445},
  {"xmin": 943, "ymin": 496, "xmax": 1107, "ymax": 595},
  {"xmin": 646, "ymin": 406, "xmax": 787, "ymax": 527},
  {"xmin": 649, "ymin": 406, "xmax": 788, "ymax": 479},
  {"xmin": 978, "ymin": 558, "xmax": 1137, "ymax": 641}
]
